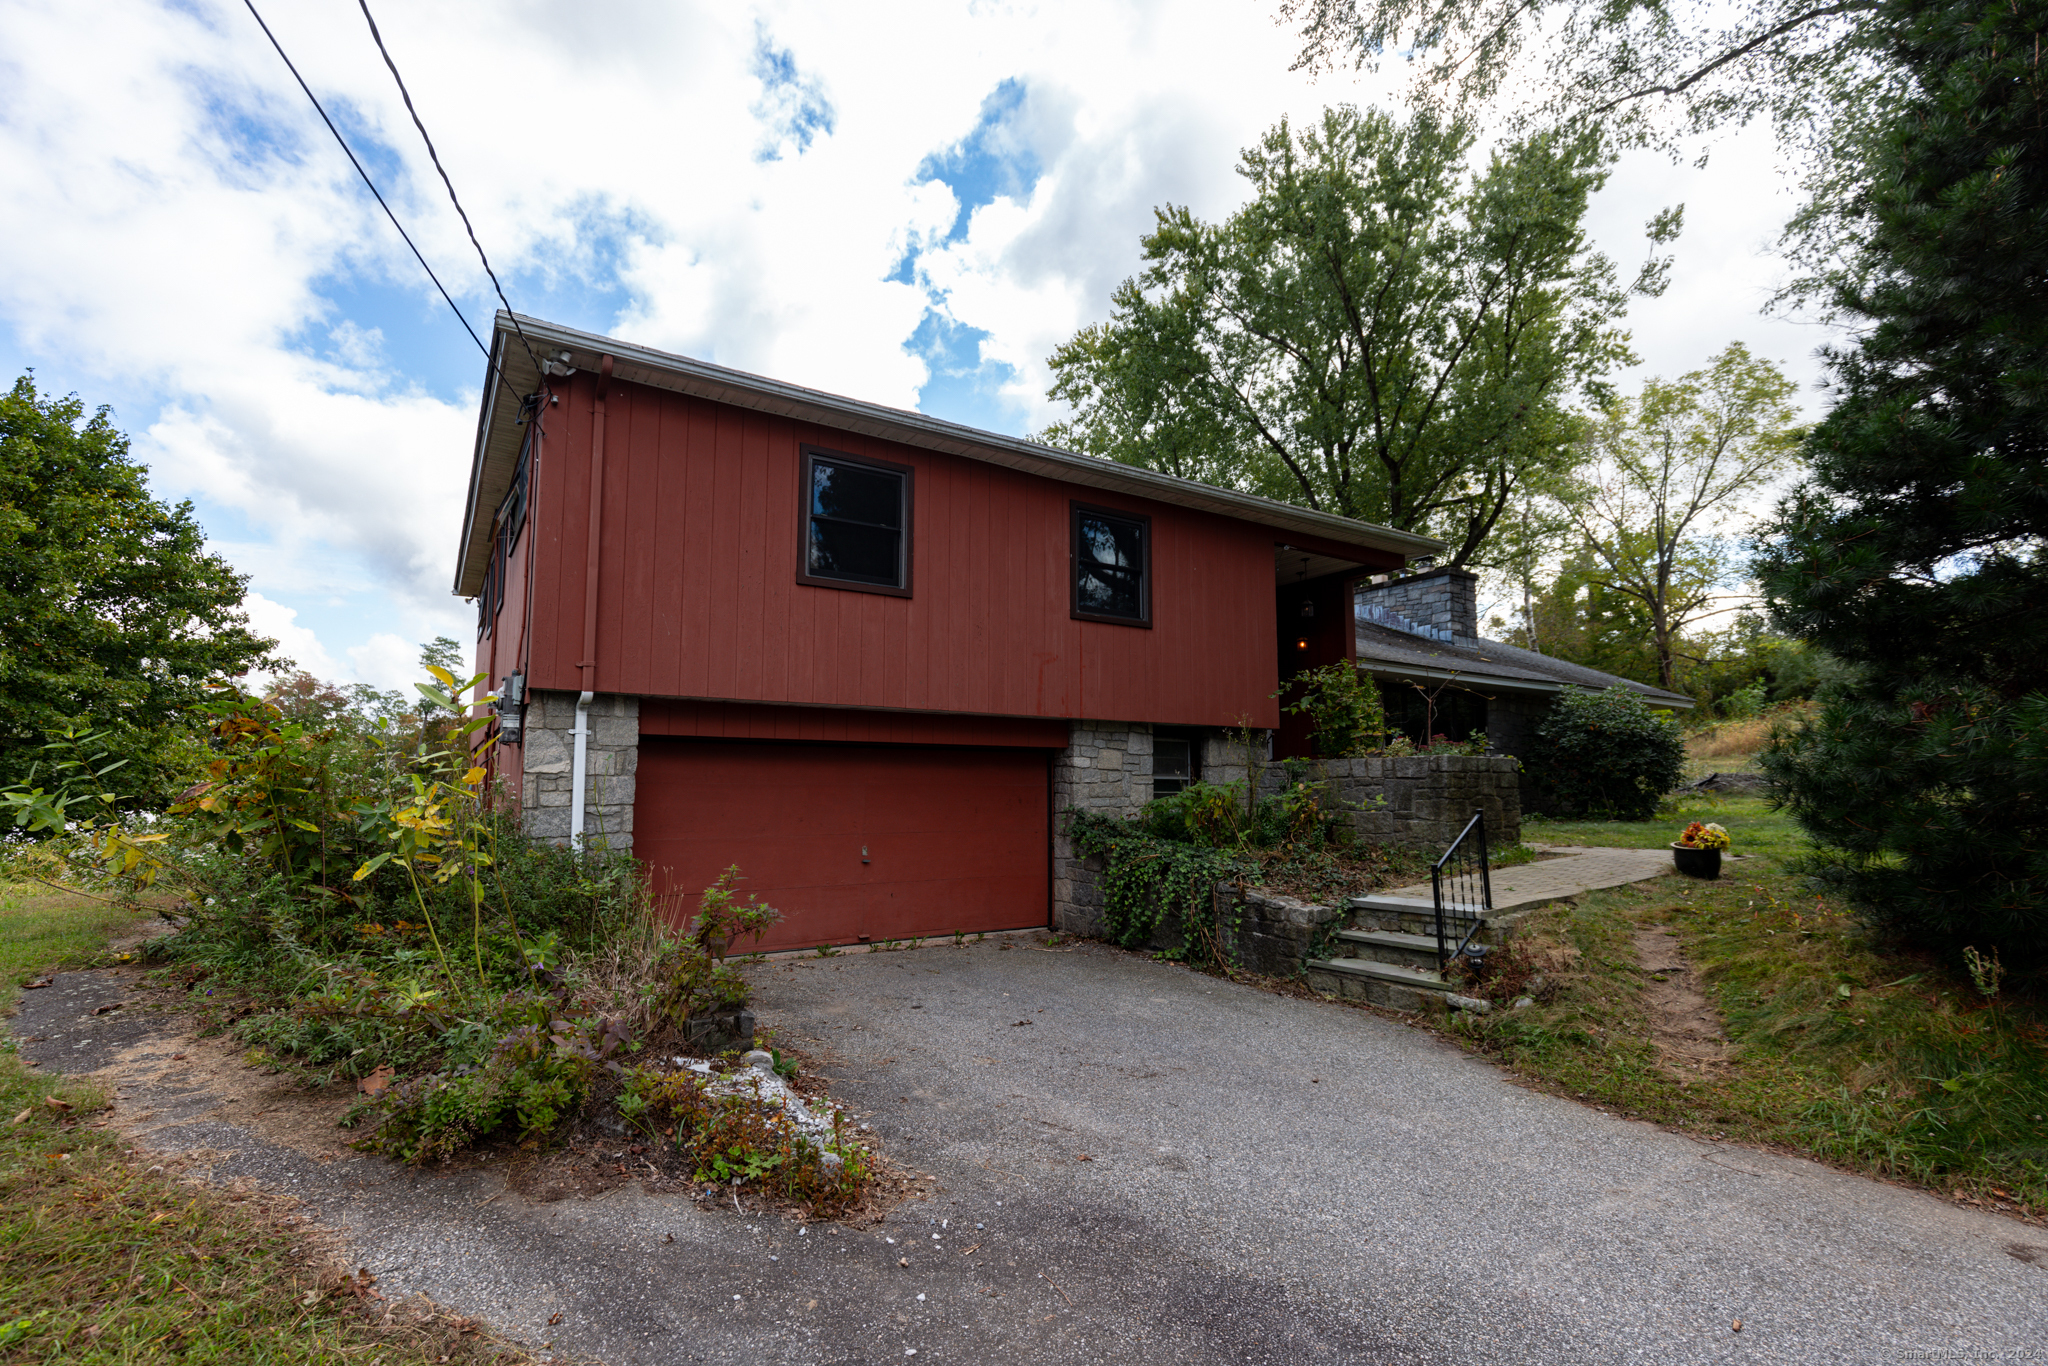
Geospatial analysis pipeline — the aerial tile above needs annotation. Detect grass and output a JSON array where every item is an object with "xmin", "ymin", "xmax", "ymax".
[
  {"xmin": 0, "ymin": 878, "xmax": 536, "ymax": 1363},
  {"xmin": 1527, "ymin": 794, "xmax": 1808, "ymax": 861},
  {"xmin": 0, "ymin": 879, "xmax": 151, "ymax": 999},
  {"xmin": 1479, "ymin": 791, "xmax": 2048, "ymax": 1218}
]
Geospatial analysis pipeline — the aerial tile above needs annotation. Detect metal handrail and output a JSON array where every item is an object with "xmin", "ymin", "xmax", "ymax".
[{"xmin": 1430, "ymin": 810, "xmax": 1494, "ymax": 974}]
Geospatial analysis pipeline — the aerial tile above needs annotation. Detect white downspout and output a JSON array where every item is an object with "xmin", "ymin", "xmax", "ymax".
[{"xmin": 569, "ymin": 690, "xmax": 594, "ymax": 849}]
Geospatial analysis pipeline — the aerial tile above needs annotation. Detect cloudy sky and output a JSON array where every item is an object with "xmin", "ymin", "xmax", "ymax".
[{"xmin": 0, "ymin": 0, "xmax": 1836, "ymax": 688}]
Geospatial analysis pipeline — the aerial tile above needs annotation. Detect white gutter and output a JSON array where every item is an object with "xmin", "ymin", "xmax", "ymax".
[{"xmin": 569, "ymin": 690, "xmax": 593, "ymax": 848}]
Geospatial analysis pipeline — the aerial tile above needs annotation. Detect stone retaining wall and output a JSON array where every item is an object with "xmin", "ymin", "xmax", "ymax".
[{"xmin": 1260, "ymin": 753, "xmax": 1522, "ymax": 849}]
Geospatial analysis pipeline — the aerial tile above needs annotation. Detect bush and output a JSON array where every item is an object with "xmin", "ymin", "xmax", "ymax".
[
  {"xmin": 1282, "ymin": 664, "xmax": 1386, "ymax": 757},
  {"xmin": 1527, "ymin": 687, "xmax": 1685, "ymax": 820}
]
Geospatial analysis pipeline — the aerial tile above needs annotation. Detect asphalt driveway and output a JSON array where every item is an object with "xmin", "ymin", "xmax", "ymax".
[{"xmin": 16, "ymin": 937, "xmax": 2046, "ymax": 1364}]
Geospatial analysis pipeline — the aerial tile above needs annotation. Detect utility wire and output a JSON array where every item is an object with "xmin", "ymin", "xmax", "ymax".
[
  {"xmin": 241, "ymin": 0, "xmax": 489, "ymax": 360},
  {"xmin": 355, "ymin": 0, "xmax": 547, "ymax": 380}
]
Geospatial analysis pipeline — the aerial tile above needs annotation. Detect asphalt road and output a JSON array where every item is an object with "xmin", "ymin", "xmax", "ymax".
[{"xmin": 15, "ymin": 939, "xmax": 2045, "ymax": 1364}]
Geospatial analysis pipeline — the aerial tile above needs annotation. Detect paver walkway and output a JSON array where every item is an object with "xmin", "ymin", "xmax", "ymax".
[{"xmin": 1382, "ymin": 844, "xmax": 1685, "ymax": 908}]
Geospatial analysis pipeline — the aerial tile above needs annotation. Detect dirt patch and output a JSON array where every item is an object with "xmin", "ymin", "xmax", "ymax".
[{"xmin": 1632, "ymin": 925, "xmax": 1732, "ymax": 1081}]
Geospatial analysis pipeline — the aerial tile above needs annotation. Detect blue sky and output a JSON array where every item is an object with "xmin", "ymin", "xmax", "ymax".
[{"xmin": 0, "ymin": 0, "xmax": 1836, "ymax": 687}]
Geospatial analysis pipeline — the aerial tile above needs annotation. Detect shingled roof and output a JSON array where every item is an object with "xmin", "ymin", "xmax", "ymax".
[{"xmin": 1353, "ymin": 618, "xmax": 1695, "ymax": 708}]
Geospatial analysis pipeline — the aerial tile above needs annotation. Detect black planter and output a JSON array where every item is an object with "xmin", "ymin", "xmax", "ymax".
[{"xmin": 1671, "ymin": 843, "xmax": 1722, "ymax": 880}]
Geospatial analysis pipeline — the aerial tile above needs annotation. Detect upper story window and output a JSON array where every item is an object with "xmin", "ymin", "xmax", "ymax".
[
  {"xmin": 1071, "ymin": 503, "xmax": 1151, "ymax": 627},
  {"xmin": 798, "ymin": 447, "xmax": 913, "ymax": 597}
]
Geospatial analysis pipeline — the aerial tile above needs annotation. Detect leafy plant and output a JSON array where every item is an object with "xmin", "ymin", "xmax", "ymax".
[
  {"xmin": 1282, "ymin": 663, "xmax": 1387, "ymax": 757},
  {"xmin": 1527, "ymin": 686, "xmax": 1686, "ymax": 820}
]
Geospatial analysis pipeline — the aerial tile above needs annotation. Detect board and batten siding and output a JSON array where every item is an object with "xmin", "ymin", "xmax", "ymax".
[{"xmin": 501, "ymin": 369, "xmax": 1384, "ymax": 728}]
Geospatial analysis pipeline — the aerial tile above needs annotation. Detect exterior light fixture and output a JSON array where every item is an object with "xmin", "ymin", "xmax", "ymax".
[
  {"xmin": 1296, "ymin": 637, "xmax": 1309, "ymax": 650},
  {"xmin": 1299, "ymin": 598, "xmax": 1315, "ymax": 619}
]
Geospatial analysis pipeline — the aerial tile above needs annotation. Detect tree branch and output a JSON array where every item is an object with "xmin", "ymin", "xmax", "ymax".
[{"xmin": 1588, "ymin": 2, "xmax": 1880, "ymax": 116}]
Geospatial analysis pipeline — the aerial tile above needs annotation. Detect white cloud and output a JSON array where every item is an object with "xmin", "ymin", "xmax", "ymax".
[
  {"xmin": 0, "ymin": 0, "xmax": 1841, "ymax": 679},
  {"xmin": 240, "ymin": 592, "xmax": 338, "ymax": 681},
  {"xmin": 348, "ymin": 633, "xmax": 424, "ymax": 695}
]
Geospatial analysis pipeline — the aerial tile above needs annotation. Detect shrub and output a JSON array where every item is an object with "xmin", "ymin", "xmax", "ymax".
[
  {"xmin": 1282, "ymin": 663, "xmax": 1386, "ymax": 757},
  {"xmin": 1527, "ymin": 687, "xmax": 1685, "ymax": 820}
]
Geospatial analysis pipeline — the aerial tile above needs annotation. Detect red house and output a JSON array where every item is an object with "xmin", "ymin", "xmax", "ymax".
[{"xmin": 454, "ymin": 313, "xmax": 1439, "ymax": 952}]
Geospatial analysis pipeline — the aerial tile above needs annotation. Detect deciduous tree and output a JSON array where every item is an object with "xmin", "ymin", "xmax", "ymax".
[
  {"xmin": 1043, "ymin": 106, "xmax": 1670, "ymax": 566},
  {"xmin": 1559, "ymin": 343, "xmax": 1803, "ymax": 691},
  {"xmin": 0, "ymin": 375, "xmax": 273, "ymax": 803}
]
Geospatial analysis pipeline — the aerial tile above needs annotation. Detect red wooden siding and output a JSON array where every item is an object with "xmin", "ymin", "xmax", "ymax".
[
  {"xmin": 635, "ymin": 739, "xmax": 1050, "ymax": 951},
  {"xmin": 520, "ymin": 370, "xmax": 1405, "ymax": 727},
  {"xmin": 641, "ymin": 698, "xmax": 1069, "ymax": 748}
]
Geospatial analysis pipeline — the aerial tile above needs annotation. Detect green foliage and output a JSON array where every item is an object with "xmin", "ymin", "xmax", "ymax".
[
  {"xmin": 1070, "ymin": 775, "xmax": 1360, "ymax": 967},
  {"xmin": 1282, "ymin": 0, "xmax": 1894, "ymax": 304},
  {"xmin": 345, "ymin": 1001, "xmax": 622, "ymax": 1164},
  {"xmin": 614, "ymin": 1066, "xmax": 868, "ymax": 1213},
  {"xmin": 1557, "ymin": 343, "xmax": 1805, "ymax": 692},
  {"xmin": 1043, "ymin": 105, "xmax": 1653, "ymax": 566},
  {"xmin": 643, "ymin": 865, "xmax": 782, "ymax": 1028},
  {"xmin": 0, "ymin": 1049, "xmax": 523, "ymax": 1363},
  {"xmin": 0, "ymin": 375, "xmax": 276, "ymax": 806},
  {"xmin": 1754, "ymin": 0, "xmax": 2048, "ymax": 962},
  {"xmin": 1282, "ymin": 663, "xmax": 1386, "ymax": 757},
  {"xmin": 1527, "ymin": 686, "xmax": 1685, "ymax": 820},
  {"xmin": 1066, "ymin": 809, "xmax": 1246, "ymax": 966}
]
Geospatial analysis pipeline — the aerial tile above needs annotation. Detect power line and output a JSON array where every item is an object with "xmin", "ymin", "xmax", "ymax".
[
  {"xmin": 355, "ymin": 0, "xmax": 546, "ymax": 380},
  {"xmin": 240, "ymin": 0, "xmax": 490, "ymax": 361}
]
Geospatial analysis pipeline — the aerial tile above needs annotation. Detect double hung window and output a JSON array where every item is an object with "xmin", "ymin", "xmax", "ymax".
[
  {"xmin": 1070, "ymin": 503, "xmax": 1151, "ymax": 626},
  {"xmin": 798, "ymin": 447, "xmax": 913, "ymax": 596}
]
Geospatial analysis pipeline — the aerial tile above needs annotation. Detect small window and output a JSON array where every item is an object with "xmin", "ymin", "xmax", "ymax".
[
  {"xmin": 1071, "ymin": 504, "xmax": 1151, "ymax": 626},
  {"xmin": 798, "ymin": 447, "xmax": 913, "ymax": 596},
  {"xmin": 1153, "ymin": 736, "xmax": 1195, "ymax": 796}
]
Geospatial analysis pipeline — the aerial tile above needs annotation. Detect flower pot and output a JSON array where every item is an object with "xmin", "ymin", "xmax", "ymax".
[{"xmin": 1671, "ymin": 843, "xmax": 1722, "ymax": 880}]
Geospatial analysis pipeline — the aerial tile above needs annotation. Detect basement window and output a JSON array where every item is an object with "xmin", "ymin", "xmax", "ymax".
[
  {"xmin": 798, "ymin": 447, "xmax": 913, "ymax": 596},
  {"xmin": 1152, "ymin": 732, "xmax": 1198, "ymax": 797},
  {"xmin": 1071, "ymin": 503, "xmax": 1151, "ymax": 627}
]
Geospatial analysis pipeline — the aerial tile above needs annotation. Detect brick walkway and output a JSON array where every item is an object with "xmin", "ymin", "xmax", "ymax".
[{"xmin": 1382, "ymin": 844, "xmax": 1676, "ymax": 909}]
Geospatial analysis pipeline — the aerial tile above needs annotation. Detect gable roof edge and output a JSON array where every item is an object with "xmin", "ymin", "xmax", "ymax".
[{"xmin": 452, "ymin": 312, "xmax": 1445, "ymax": 595}]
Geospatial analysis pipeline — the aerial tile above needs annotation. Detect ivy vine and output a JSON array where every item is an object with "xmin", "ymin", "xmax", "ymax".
[{"xmin": 1065, "ymin": 808, "xmax": 1257, "ymax": 971}]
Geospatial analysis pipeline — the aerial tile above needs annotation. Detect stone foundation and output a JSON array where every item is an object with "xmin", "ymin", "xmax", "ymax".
[
  {"xmin": 1050, "ymin": 720, "xmax": 1153, "ymax": 938},
  {"xmin": 519, "ymin": 690, "xmax": 639, "ymax": 850}
]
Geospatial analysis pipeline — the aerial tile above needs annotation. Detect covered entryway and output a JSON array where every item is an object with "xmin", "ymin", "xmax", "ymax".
[{"xmin": 634, "ymin": 739, "xmax": 1050, "ymax": 952}]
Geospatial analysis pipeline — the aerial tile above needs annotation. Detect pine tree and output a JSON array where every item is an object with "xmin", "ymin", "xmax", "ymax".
[{"xmin": 1755, "ymin": 0, "xmax": 2048, "ymax": 959}]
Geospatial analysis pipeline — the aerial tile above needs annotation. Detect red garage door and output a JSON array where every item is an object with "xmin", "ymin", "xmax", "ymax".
[{"xmin": 634, "ymin": 740, "xmax": 1050, "ymax": 952}]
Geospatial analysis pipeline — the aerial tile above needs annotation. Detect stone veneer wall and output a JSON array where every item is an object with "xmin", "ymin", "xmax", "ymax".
[
  {"xmin": 519, "ymin": 690, "xmax": 640, "ymax": 851},
  {"xmin": 1050, "ymin": 720, "xmax": 1153, "ymax": 939},
  {"xmin": 1357, "ymin": 566, "xmax": 1480, "ymax": 639},
  {"xmin": 1263, "ymin": 753, "xmax": 1521, "ymax": 849}
]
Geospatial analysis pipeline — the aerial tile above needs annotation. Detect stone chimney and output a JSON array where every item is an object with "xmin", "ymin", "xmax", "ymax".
[{"xmin": 1356, "ymin": 566, "xmax": 1478, "ymax": 640}]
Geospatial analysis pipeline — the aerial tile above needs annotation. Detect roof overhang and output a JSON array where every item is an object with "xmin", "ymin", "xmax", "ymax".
[
  {"xmin": 453, "ymin": 312, "xmax": 1446, "ymax": 596},
  {"xmin": 1359, "ymin": 661, "xmax": 1696, "ymax": 709}
]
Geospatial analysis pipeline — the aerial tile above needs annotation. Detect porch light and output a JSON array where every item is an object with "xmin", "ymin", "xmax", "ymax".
[{"xmin": 1296, "ymin": 637, "xmax": 1309, "ymax": 650}]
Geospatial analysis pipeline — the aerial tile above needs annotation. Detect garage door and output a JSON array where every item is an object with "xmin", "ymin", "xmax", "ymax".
[{"xmin": 634, "ymin": 740, "xmax": 1049, "ymax": 952}]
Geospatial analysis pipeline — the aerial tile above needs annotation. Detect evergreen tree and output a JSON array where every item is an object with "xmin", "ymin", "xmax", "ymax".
[{"xmin": 1754, "ymin": 0, "xmax": 2048, "ymax": 959}]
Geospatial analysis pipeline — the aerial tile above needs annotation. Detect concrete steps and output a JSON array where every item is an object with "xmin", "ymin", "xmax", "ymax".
[
  {"xmin": 1303, "ymin": 956, "xmax": 1452, "ymax": 1012},
  {"xmin": 1307, "ymin": 894, "xmax": 1503, "ymax": 1012}
]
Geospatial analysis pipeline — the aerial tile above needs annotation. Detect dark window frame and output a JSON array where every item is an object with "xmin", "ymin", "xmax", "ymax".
[
  {"xmin": 1069, "ymin": 501, "xmax": 1152, "ymax": 628},
  {"xmin": 796, "ymin": 444, "xmax": 915, "ymax": 598},
  {"xmin": 1151, "ymin": 727, "xmax": 1202, "ymax": 797}
]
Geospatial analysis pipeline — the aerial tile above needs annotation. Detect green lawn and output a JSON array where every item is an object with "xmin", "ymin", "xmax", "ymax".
[
  {"xmin": 1525, "ymin": 794, "xmax": 1805, "ymax": 860},
  {"xmin": 0, "ymin": 880, "xmax": 151, "ymax": 1001},
  {"xmin": 1471, "ymin": 794, "xmax": 2048, "ymax": 1216},
  {"xmin": 0, "ymin": 878, "xmax": 535, "ymax": 1363}
]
